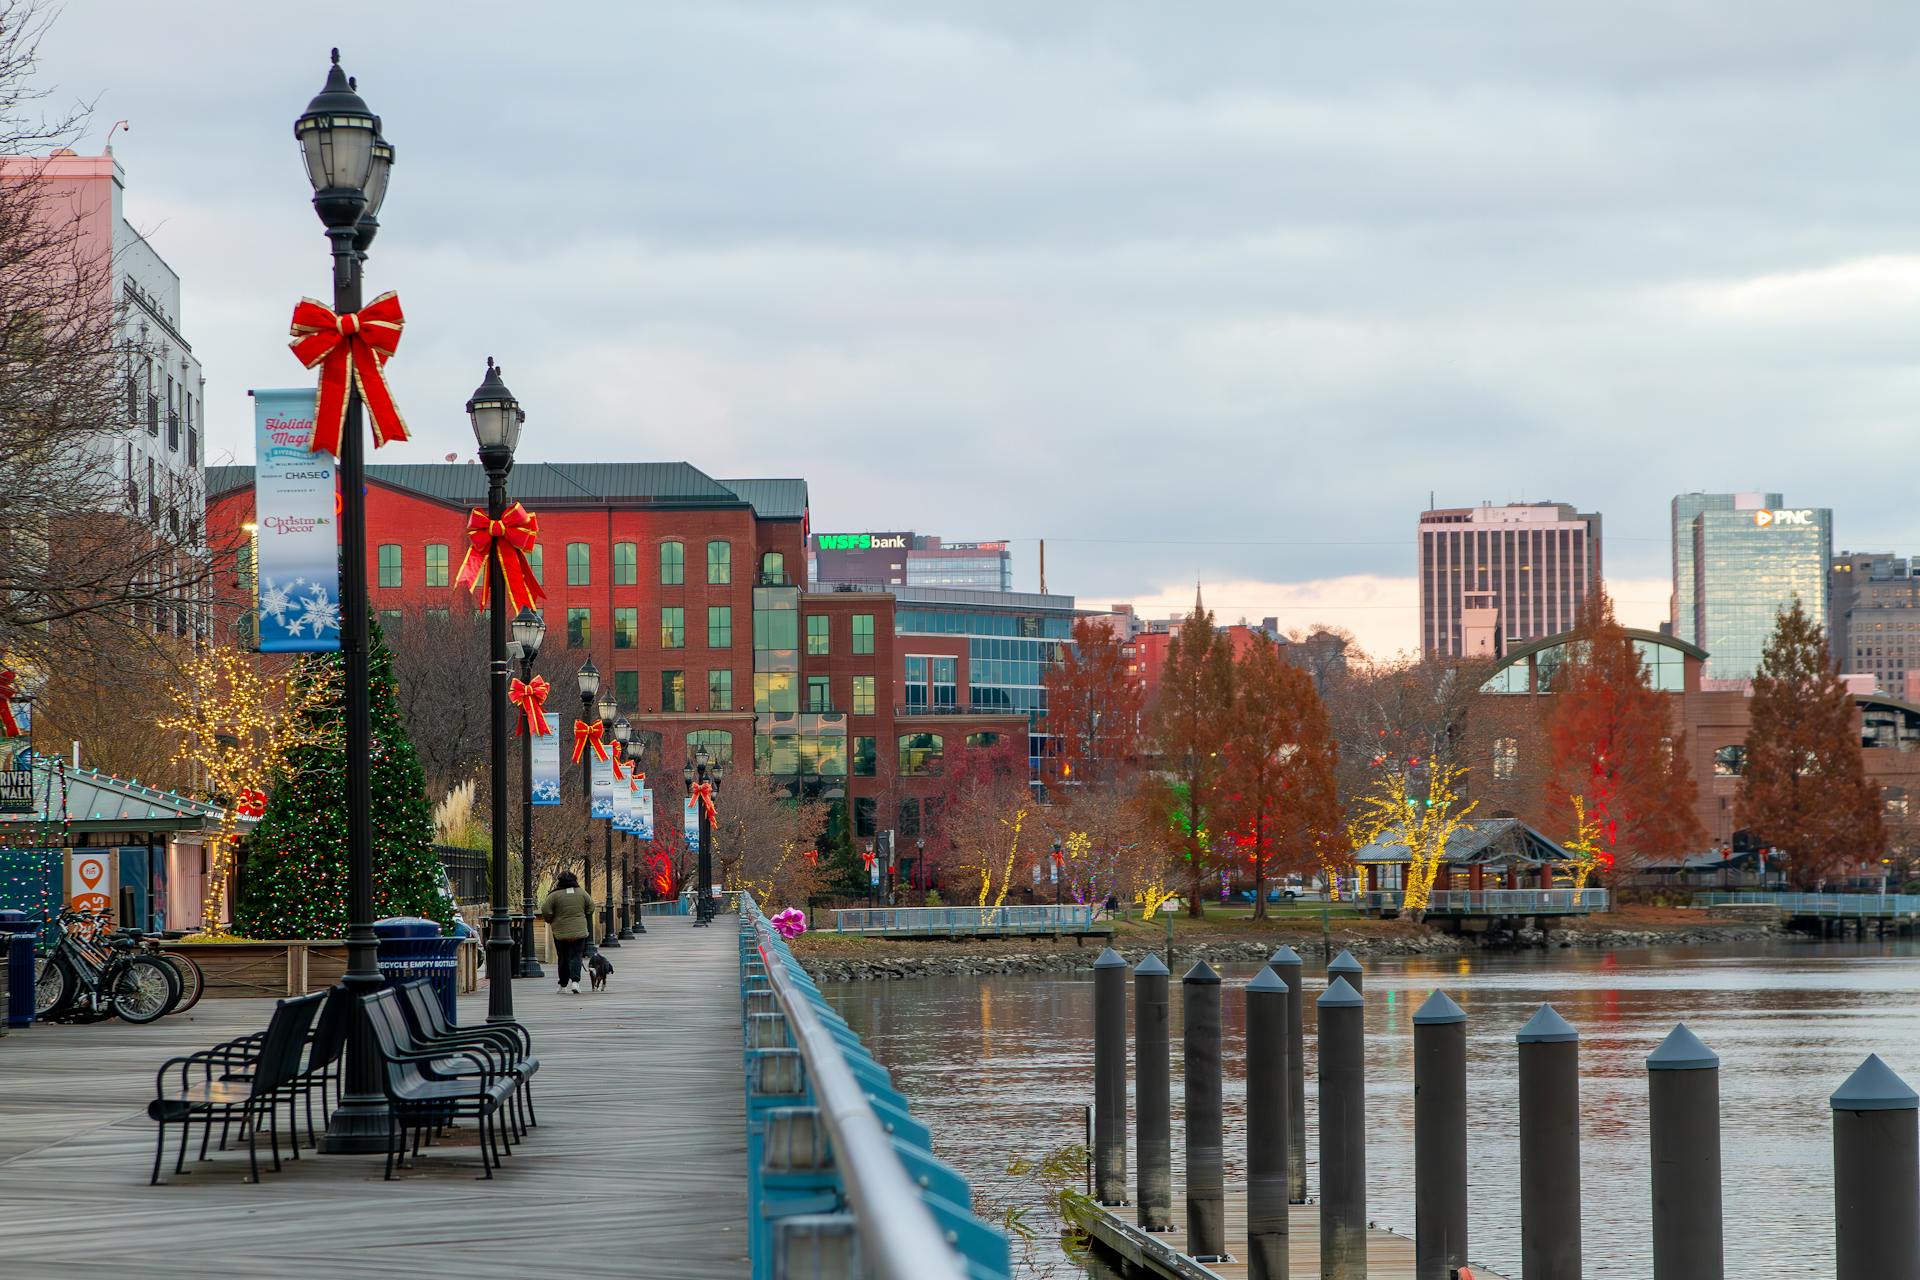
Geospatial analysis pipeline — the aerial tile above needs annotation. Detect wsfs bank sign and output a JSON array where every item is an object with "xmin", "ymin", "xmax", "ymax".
[{"xmin": 1754, "ymin": 509, "xmax": 1814, "ymax": 528}]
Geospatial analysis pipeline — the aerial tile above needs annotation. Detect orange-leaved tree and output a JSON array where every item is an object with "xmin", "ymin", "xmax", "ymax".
[
  {"xmin": 1220, "ymin": 637, "xmax": 1342, "ymax": 919},
  {"xmin": 1541, "ymin": 589, "xmax": 1704, "ymax": 879},
  {"xmin": 1737, "ymin": 598, "xmax": 1883, "ymax": 888},
  {"xmin": 1044, "ymin": 616, "xmax": 1144, "ymax": 788},
  {"xmin": 1148, "ymin": 593, "xmax": 1235, "ymax": 917}
]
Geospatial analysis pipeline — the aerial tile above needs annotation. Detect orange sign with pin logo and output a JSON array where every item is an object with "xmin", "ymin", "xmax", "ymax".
[{"xmin": 69, "ymin": 852, "xmax": 111, "ymax": 916}]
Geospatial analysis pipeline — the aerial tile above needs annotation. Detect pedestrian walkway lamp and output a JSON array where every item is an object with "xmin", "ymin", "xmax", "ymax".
[
  {"xmin": 613, "ymin": 717, "xmax": 634, "ymax": 939},
  {"xmin": 685, "ymin": 745, "xmax": 722, "ymax": 925},
  {"xmin": 300, "ymin": 49, "xmax": 398, "ymax": 1154},
  {"xmin": 576, "ymin": 658, "xmax": 600, "ymax": 938},
  {"xmin": 469, "ymin": 358, "xmax": 524, "ymax": 1023},
  {"xmin": 511, "ymin": 607, "xmax": 545, "ymax": 978}
]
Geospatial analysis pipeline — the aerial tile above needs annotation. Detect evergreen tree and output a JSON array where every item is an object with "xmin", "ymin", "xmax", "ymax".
[
  {"xmin": 1541, "ymin": 589, "xmax": 1704, "ymax": 878},
  {"xmin": 236, "ymin": 612, "xmax": 454, "ymax": 937},
  {"xmin": 1737, "ymin": 597, "xmax": 1883, "ymax": 888}
]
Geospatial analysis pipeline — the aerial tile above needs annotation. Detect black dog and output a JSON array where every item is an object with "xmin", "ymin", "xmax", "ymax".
[{"xmin": 586, "ymin": 949, "xmax": 613, "ymax": 992}]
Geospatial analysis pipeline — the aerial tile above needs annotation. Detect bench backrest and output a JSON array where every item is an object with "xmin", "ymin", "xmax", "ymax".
[
  {"xmin": 359, "ymin": 989, "xmax": 428, "ymax": 1090},
  {"xmin": 307, "ymin": 984, "xmax": 354, "ymax": 1075},
  {"xmin": 397, "ymin": 978, "xmax": 453, "ymax": 1040},
  {"xmin": 251, "ymin": 991, "xmax": 325, "ymax": 1099}
]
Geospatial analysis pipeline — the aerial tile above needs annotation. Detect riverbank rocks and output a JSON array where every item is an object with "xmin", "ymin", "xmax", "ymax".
[{"xmin": 795, "ymin": 920, "xmax": 1786, "ymax": 984}]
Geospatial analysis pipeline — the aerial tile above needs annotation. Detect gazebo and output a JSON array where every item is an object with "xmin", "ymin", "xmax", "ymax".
[
  {"xmin": 0, "ymin": 758, "xmax": 250, "ymax": 931},
  {"xmin": 1352, "ymin": 818, "xmax": 1576, "ymax": 897}
]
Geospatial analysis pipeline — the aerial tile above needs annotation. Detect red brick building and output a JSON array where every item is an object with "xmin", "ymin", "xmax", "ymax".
[{"xmin": 205, "ymin": 463, "xmax": 1026, "ymax": 869}]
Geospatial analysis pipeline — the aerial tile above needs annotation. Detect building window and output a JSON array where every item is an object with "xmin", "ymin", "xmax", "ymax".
[
  {"xmin": 932, "ymin": 656, "xmax": 957, "ymax": 709},
  {"xmin": 852, "ymin": 614, "xmax": 875, "ymax": 655},
  {"xmin": 761, "ymin": 551, "xmax": 785, "ymax": 584},
  {"xmin": 689, "ymin": 729, "xmax": 734, "ymax": 770},
  {"xmin": 528, "ymin": 543, "xmax": 544, "ymax": 584},
  {"xmin": 567, "ymin": 542, "xmax": 591, "ymax": 586},
  {"xmin": 660, "ymin": 540, "xmax": 685, "ymax": 585},
  {"xmin": 126, "ymin": 373, "xmax": 138, "ymax": 424},
  {"xmin": 661, "ymin": 670, "xmax": 686, "ymax": 713},
  {"xmin": 854, "ymin": 795, "xmax": 878, "ymax": 836},
  {"xmin": 614, "ymin": 541, "xmax": 636, "ymax": 586},
  {"xmin": 754, "ymin": 672, "xmax": 797, "ymax": 713},
  {"xmin": 614, "ymin": 670, "xmax": 639, "ymax": 709},
  {"xmin": 377, "ymin": 544, "xmax": 402, "ymax": 588},
  {"xmin": 661, "ymin": 606, "xmax": 685, "ymax": 649},
  {"xmin": 806, "ymin": 615, "xmax": 830, "ymax": 656},
  {"xmin": 708, "ymin": 606, "xmax": 732, "ymax": 648},
  {"xmin": 148, "ymin": 391, "xmax": 158, "ymax": 436},
  {"xmin": 898, "ymin": 732, "xmax": 944, "ymax": 776},
  {"xmin": 807, "ymin": 675, "xmax": 832, "ymax": 712},
  {"xmin": 852, "ymin": 736, "xmax": 877, "ymax": 777},
  {"xmin": 424, "ymin": 543, "xmax": 449, "ymax": 588},
  {"xmin": 379, "ymin": 609, "xmax": 403, "ymax": 634},
  {"xmin": 1713, "ymin": 745, "xmax": 1746, "ymax": 777},
  {"xmin": 708, "ymin": 540, "xmax": 731, "ymax": 585},
  {"xmin": 897, "ymin": 796, "xmax": 922, "ymax": 838},
  {"xmin": 852, "ymin": 675, "xmax": 875, "ymax": 716},
  {"xmin": 568, "ymin": 607, "xmax": 591, "ymax": 649},
  {"xmin": 613, "ymin": 607, "xmax": 638, "ymax": 649},
  {"xmin": 427, "ymin": 608, "xmax": 450, "ymax": 625},
  {"xmin": 1493, "ymin": 737, "xmax": 1517, "ymax": 780},
  {"xmin": 186, "ymin": 396, "xmax": 197, "ymax": 465},
  {"xmin": 708, "ymin": 670, "xmax": 733, "ymax": 712},
  {"xmin": 966, "ymin": 731, "xmax": 1001, "ymax": 749}
]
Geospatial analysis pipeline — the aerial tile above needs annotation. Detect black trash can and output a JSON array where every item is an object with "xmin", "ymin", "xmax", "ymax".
[
  {"xmin": 372, "ymin": 916, "xmax": 460, "ymax": 1025},
  {"xmin": 0, "ymin": 910, "xmax": 39, "ymax": 1028}
]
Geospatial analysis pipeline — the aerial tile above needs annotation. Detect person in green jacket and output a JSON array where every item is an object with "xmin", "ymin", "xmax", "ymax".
[{"xmin": 540, "ymin": 870, "xmax": 595, "ymax": 994}]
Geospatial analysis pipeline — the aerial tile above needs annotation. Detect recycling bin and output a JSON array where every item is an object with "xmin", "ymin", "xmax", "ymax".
[
  {"xmin": 372, "ymin": 916, "xmax": 461, "ymax": 1024},
  {"xmin": 0, "ymin": 909, "xmax": 40, "ymax": 1028}
]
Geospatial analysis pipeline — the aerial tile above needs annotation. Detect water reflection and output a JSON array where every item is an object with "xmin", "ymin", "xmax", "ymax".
[{"xmin": 827, "ymin": 939, "xmax": 1920, "ymax": 1279}]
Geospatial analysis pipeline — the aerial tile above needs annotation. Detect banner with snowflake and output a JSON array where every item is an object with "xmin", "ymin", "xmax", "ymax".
[
  {"xmin": 531, "ymin": 727, "xmax": 561, "ymax": 806},
  {"xmin": 635, "ymin": 788, "xmax": 654, "ymax": 840},
  {"xmin": 252, "ymin": 387, "xmax": 341, "ymax": 652}
]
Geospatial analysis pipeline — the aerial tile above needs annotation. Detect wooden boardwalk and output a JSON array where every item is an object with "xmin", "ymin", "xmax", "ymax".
[
  {"xmin": 0, "ymin": 925, "xmax": 748, "ymax": 1279},
  {"xmin": 1081, "ymin": 1191, "xmax": 1513, "ymax": 1280}
]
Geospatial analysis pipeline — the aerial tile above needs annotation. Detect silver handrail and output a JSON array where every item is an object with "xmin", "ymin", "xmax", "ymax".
[{"xmin": 750, "ymin": 912, "xmax": 970, "ymax": 1280}]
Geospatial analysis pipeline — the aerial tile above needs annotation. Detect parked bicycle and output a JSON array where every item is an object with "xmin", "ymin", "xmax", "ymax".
[{"xmin": 33, "ymin": 909, "xmax": 181, "ymax": 1024}]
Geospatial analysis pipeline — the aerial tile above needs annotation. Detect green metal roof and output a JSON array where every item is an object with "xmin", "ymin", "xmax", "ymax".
[
  {"xmin": 1353, "ymin": 818, "xmax": 1570, "ymax": 866},
  {"xmin": 0, "ymin": 760, "xmax": 238, "ymax": 834},
  {"xmin": 208, "ymin": 464, "xmax": 806, "ymax": 519}
]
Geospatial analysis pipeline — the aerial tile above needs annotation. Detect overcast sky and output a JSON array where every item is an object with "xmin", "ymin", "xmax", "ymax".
[{"xmin": 31, "ymin": 3, "xmax": 1920, "ymax": 655}]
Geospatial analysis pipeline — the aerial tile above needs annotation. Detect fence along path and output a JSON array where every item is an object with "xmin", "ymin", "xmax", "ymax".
[{"xmin": 0, "ymin": 925, "xmax": 748, "ymax": 1279}]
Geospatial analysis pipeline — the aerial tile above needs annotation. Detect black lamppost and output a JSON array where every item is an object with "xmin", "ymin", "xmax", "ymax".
[
  {"xmin": 511, "ymin": 607, "xmax": 545, "ymax": 978},
  {"xmin": 613, "ymin": 717, "xmax": 634, "ymax": 939},
  {"xmin": 468, "ymin": 359, "xmax": 524, "ymax": 1024},
  {"xmin": 300, "ymin": 49, "xmax": 396, "ymax": 1154},
  {"xmin": 1053, "ymin": 838, "xmax": 1065, "ymax": 907},
  {"xmin": 575, "ymin": 658, "xmax": 600, "ymax": 940},
  {"xmin": 865, "ymin": 842, "xmax": 877, "ymax": 908},
  {"xmin": 915, "ymin": 836, "xmax": 925, "ymax": 895},
  {"xmin": 684, "ymin": 745, "xmax": 722, "ymax": 925},
  {"xmin": 597, "ymin": 691, "xmax": 620, "ymax": 948}
]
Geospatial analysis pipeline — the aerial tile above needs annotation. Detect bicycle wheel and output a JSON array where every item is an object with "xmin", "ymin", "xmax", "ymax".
[
  {"xmin": 33, "ymin": 955, "xmax": 72, "ymax": 1018},
  {"xmin": 111, "ymin": 956, "xmax": 179, "ymax": 1024},
  {"xmin": 160, "ymin": 950, "xmax": 205, "ymax": 1013}
]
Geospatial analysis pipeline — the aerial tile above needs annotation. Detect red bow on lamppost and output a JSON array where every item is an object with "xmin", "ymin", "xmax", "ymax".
[
  {"xmin": 0, "ymin": 670, "xmax": 20, "ymax": 738},
  {"xmin": 691, "ymin": 780, "xmax": 717, "ymax": 823},
  {"xmin": 509, "ymin": 676, "xmax": 551, "ymax": 737},
  {"xmin": 571, "ymin": 719, "xmax": 608, "ymax": 764},
  {"xmin": 861, "ymin": 846, "xmax": 876, "ymax": 873},
  {"xmin": 453, "ymin": 502, "xmax": 546, "ymax": 612},
  {"xmin": 287, "ymin": 291, "xmax": 409, "ymax": 456}
]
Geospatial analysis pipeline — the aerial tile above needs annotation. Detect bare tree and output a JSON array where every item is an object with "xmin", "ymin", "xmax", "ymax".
[{"xmin": 0, "ymin": 3, "xmax": 212, "ymax": 678}]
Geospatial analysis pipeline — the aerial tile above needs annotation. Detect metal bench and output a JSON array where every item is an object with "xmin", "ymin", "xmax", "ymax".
[
  {"xmin": 393, "ymin": 978, "xmax": 539, "ymax": 1137},
  {"xmin": 147, "ymin": 991, "xmax": 324, "ymax": 1184},
  {"xmin": 361, "ymin": 988, "xmax": 517, "ymax": 1179}
]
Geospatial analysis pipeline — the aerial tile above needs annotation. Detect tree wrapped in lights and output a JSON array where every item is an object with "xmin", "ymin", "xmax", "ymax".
[
  {"xmin": 159, "ymin": 647, "xmax": 327, "ymax": 934},
  {"xmin": 1352, "ymin": 759, "xmax": 1476, "ymax": 916},
  {"xmin": 235, "ymin": 613, "xmax": 453, "ymax": 938},
  {"xmin": 1563, "ymin": 794, "xmax": 1608, "ymax": 889}
]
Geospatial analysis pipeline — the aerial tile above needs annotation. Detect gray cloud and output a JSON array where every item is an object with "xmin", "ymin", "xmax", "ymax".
[{"xmin": 33, "ymin": 2, "xmax": 1920, "ymax": 640}]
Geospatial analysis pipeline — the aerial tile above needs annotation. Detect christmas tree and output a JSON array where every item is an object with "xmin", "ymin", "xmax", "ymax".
[{"xmin": 235, "ymin": 612, "xmax": 454, "ymax": 938}]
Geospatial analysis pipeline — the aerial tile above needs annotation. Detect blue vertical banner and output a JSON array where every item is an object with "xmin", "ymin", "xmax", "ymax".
[
  {"xmin": 251, "ymin": 388, "xmax": 339, "ymax": 652},
  {"xmin": 591, "ymin": 753, "xmax": 614, "ymax": 819},
  {"xmin": 530, "ymin": 728, "xmax": 561, "ymax": 806},
  {"xmin": 684, "ymin": 797, "xmax": 700, "ymax": 851},
  {"xmin": 612, "ymin": 771, "xmax": 634, "ymax": 832},
  {"xmin": 636, "ymin": 790, "xmax": 654, "ymax": 841}
]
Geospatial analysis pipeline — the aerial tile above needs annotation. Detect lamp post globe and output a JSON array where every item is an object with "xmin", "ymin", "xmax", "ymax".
[
  {"xmin": 511, "ymin": 609, "xmax": 545, "ymax": 978},
  {"xmin": 513, "ymin": 607, "xmax": 546, "ymax": 657},
  {"xmin": 467, "ymin": 357, "xmax": 524, "ymax": 459},
  {"xmin": 303, "ymin": 48, "xmax": 395, "ymax": 1154}
]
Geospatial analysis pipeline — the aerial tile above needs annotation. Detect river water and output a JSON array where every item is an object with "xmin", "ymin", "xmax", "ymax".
[{"xmin": 825, "ymin": 939, "xmax": 1920, "ymax": 1279}]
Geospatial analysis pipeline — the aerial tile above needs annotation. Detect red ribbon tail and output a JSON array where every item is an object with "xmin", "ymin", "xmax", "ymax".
[
  {"xmin": 353, "ymin": 346, "xmax": 410, "ymax": 447},
  {"xmin": 308, "ymin": 348, "xmax": 352, "ymax": 456}
]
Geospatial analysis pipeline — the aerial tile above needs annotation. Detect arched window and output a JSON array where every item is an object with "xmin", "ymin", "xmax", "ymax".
[
  {"xmin": 965, "ymin": 731, "xmax": 1001, "ymax": 749},
  {"xmin": 688, "ymin": 729, "xmax": 733, "ymax": 771},
  {"xmin": 898, "ymin": 732, "xmax": 944, "ymax": 776},
  {"xmin": 760, "ymin": 551, "xmax": 786, "ymax": 584},
  {"xmin": 660, "ymin": 540, "xmax": 684, "ymax": 585}
]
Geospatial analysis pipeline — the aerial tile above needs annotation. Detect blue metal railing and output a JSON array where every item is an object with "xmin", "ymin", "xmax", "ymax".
[
  {"xmin": 741, "ymin": 895, "xmax": 1011, "ymax": 1280},
  {"xmin": 1695, "ymin": 892, "xmax": 1920, "ymax": 917},
  {"xmin": 833, "ymin": 903, "xmax": 1096, "ymax": 935},
  {"xmin": 1364, "ymin": 888, "xmax": 1610, "ymax": 915}
]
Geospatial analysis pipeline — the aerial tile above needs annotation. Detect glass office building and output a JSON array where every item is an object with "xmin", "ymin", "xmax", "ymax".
[
  {"xmin": 892, "ymin": 586, "xmax": 1075, "ymax": 771},
  {"xmin": 1686, "ymin": 499, "xmax": 1831, "ymax": 681},
  {"xmin": 1671, "ymin": 492, "xmax": 1781, "ymax": 647}
]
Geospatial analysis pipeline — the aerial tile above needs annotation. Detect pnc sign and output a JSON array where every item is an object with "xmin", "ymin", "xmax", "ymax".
[
  {"xmin": 1754, "ymin": 509, "xmax": 1815, "ymax": 528},
  {"xmin": 816, "ymin": 533, "xmax": 909, "ymax": 551}
]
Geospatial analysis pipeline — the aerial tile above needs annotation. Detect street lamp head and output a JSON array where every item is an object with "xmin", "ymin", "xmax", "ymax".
[
  {"xmin": 350, "ymin": 134, "xmax": 395, "ymax": 253},
  {"xmin": 597, "ymin": 693, "xmax": 617, "ymax": 724},
  {"xmin": 695, "ymin": 744, "xmax": 710, "ymax": 769},
  {"xmin": 577, "ymin": 657, "xmax": 600, "ymax": 703},
  {"xmin": 512, "ymin": 608, "xmax": 546, "ymax": 659},
  {"xmin": 682, "ymin": 760, "xmax": 694, "ymax": 788},
  {"xmin": 466, "ymin": 357, "xmax": 523, "ymax": 460},
  {"xmin": 613, "ymin": 717, "xmax": 632, "ymax": 744},
  {"xmin": 295, "ymin": 49, "xmax": 380, "ymax": 229}
]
